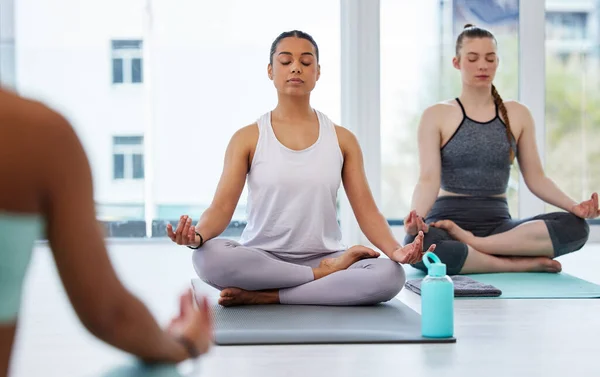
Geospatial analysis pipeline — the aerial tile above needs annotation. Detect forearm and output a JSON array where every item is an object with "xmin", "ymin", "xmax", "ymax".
[
  {"xmin": 410, "ymin": 179, "xmax": 440, "ymax": 218},
  {"xmin": 358, "ymin": 211, "xmax": 400, "ymax": 258},
  {"xmin": 529, "ymin": 176, "xmax": 577, "ymax": 212},
  {"xmin": 194, "ymin": 206, "xmax": 232, "ymax": 243},
  {"xmin": 88, "ymin": 292, "xmax": 188, "ymax": 363}
]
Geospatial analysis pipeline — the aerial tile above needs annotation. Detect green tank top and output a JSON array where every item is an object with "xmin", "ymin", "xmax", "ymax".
[{"xmin": 0, "ymin": 211, "xmax": 43, "ymax": 323}]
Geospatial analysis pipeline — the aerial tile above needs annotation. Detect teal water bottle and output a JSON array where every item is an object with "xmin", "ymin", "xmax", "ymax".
[{"xmin": 421, "ymin": 251, "xmax": 454, "ymax": 338}]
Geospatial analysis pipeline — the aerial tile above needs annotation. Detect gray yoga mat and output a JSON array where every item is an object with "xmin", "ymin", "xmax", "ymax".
[{"xmin": 191, "ymin": 279, "xmax": 456, "ymax": 345}]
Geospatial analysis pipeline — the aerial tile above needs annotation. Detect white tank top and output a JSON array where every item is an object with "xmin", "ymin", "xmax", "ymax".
[{"xmin": 238, "ymin": 110, "xmax": 346, "ymax": 259}]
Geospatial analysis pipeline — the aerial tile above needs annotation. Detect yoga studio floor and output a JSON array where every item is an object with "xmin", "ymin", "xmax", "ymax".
[{"xmin": 10, "ymin": 241, "xmax": 600, "ymax": 377}]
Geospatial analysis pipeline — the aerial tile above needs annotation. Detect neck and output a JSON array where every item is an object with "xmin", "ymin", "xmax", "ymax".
[
  {"xmin": 459, "ymin": 85, "xmax": 495, "ymax": 107},
  {"xmin": 272, "ymin": 94, "xmax": 313, "ymax": 120}
]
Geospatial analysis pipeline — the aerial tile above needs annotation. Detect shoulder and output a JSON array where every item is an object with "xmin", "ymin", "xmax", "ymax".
[
  {"xmin": 1, "ymin": 90, "xmax": 71, "ymax": 132},
  {"xmin": 333, "ymin": 124, "xmax": 355, "ymax": 141},
  {"xmin": 333, "ymin": 124, "xmax": 358, "ymax": 147},
  {"xmin": 426, "ymin": 99, "xmax": 459, "ymax": 114},
  {"xmin": 419, "ymin": 100, "xmax": 461, "ymax": 130},
  {"xmin": 0, "ymin": 92, "xmax": 93, "ymax": 199},
  {"xmin": 233, "ymin": 122, "xmax": 259, "ymax": 140},
  {"xmin": 503, "ymin": 100, "xmax": 531, "ymax": 116},
  {"xmin": 232, "ymin": 109, "xmax": 269, "ymax": 142},
  {"xmin": 501, "ymin": 100, "xmax": 534, "ymax": 131},
  {"xmin": 424, "ymin": 100, "xmax": 460, "ymax": 118},
  {"xmin": 313, "ymin": 108, "xmax": 359, "ymax": 149},
  {"xmin": 227, "ymin": 122, "xmax": 259, "ymax": 156},
  {"xmin": 0, "ymin": 91, "xmax": 86, "ymax": 202},
  {"xmin": 1, "ymin": 91, "xmax": 81, "ymax": 157},
  {"xmin": 332, "ymin": 124, "xmax": 360, "ymax": 158}
]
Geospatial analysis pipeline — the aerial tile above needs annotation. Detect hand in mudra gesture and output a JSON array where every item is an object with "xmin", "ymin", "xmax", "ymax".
[
  {"xmin": 167, "ymin": 215, "xmax": 200, "ymax": 247},
  {"xmin": 403, "ymin": 210, "xmax": 429, "ymax": 236},
  {"xmin": 391, "ymin": 231, "xmax": 436, "ymax": 264},
  {"xmin": 571, "ymin": 193, "xmax": 600, "ymax": 219}
]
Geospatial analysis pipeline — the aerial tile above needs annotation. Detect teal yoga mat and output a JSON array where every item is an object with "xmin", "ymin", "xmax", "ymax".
[{"xmin": 404, "ymin": 266, "xmax": 600, "ymax": 299}]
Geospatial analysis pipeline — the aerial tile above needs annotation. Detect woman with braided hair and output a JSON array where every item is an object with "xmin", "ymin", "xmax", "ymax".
[{"xmin": 403, "ymin": 24, "xmax": 598, "ymax": 275}]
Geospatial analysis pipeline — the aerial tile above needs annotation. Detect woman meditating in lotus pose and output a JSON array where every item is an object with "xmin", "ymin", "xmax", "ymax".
[
  {"xmin": 403, "ymin": 24, "xmax": 597, "ymax": 276},
  {"xmin": 167, "ymin": 30, "xmax": 435, "ymax": 306}
]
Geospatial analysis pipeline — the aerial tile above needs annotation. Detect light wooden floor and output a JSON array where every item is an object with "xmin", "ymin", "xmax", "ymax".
[{"xmin": 9, "ymin": 242, "xmax": 600, "ymax": 377}]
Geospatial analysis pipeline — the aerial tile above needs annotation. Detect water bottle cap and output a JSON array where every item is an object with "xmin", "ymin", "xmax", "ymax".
[{"xmin": 423, "ymin": 251, "xmax": 447, "ymax": 277}]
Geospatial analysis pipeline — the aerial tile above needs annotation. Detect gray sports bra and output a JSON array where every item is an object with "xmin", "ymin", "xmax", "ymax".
[{"xmin": 440, "ymin": 98, "xmax": 517, "ymax": 196}]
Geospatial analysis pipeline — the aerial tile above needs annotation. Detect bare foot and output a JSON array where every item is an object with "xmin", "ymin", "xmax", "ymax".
[
  {"xmin": 218, "ymin": 288, "xmax": 279, "ymax": 307},
  {"xmin": 507, "ymin": 256, "xmax": 562, "ymax": 273},
  {"xmin": 314, "ymin": 245, "xmax": 379, "ymax": 279},
  {"xmin": 431, "ymin": 220, "xmax": 474, "ymax": 244}
]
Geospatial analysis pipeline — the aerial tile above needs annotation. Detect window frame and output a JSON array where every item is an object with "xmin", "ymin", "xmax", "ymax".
[
  {"xmin": 112, "ymin": 136, "xmax": 145, "ymax": 181},
  {"xmin": 111, "ymin": 39, "xmax": 144, "ymax": 85}
]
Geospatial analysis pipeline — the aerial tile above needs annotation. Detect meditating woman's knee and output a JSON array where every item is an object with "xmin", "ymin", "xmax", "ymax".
[
  {"xmin": 549, "ymin": 213, "xmax": 590, "ymax": 256},
  {"xmin": 405, "ymin": 227, "xmax": 449, "ymax": 251},
  {"xmin": 411, "ymin": 242, "xmax": 468, "ymax": 275},
  {"xmin": 192, "ymin": 238, "xmax": 239, "ymax": 288},
  {"xmin": 367, "ymin": 259, "xmax": 405, "ymax": 302},
  {"xmin": 409, "ymin": 227, "xmax": 466, "ymax": 275}
]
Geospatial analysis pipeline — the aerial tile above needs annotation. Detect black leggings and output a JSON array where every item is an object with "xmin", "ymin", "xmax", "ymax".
[{"xmin": 404, "ymin": 196, "xmax": 590, "ymax": 275}]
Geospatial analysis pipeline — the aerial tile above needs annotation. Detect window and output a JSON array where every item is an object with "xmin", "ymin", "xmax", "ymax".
[
  {"xmin": 546, "ymin": 12, "xmax": 588, "ymax": 41},
  {"xmin": 111, "ymin": 39, "xmax": 143, "ymax": 84},
  {"xmin": 380, "ymin": 0, "xmax": 520, "ymax": 220},
  {"xmin": 544, "ymin": 2, "xmax": 600, "ymax": 213},
  {"xmin": 113, "ymin": 136, "xmax": 144, "ymax": 180},
  {"xmin": 96, "ymin": 203, "xmax": 145, "ymax": 221},
  {"xmin": 11, "ymin": 0, "xmax": 339, "ymax": 238},
  {"xmin": 0, "ymin": 0, "xmax": 16, "ymax": 88}
]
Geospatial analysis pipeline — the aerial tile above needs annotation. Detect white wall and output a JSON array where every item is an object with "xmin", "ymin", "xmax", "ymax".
[
  {"xmin": 14, "ymin": 0, "xmax": 340, "ymax": 221},
  {"xmin": 15, "ymin": 0, "xmax": 146, "ymax": 205}
]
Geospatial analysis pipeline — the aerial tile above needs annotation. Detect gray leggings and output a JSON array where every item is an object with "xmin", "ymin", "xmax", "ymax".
[
  {"xmin": 192, "ymin": 239, "xmax": 406, "ymax": 306},
  {"xmin": 404, "ymin": 196, "xmax": 590, "ymax": 275}
]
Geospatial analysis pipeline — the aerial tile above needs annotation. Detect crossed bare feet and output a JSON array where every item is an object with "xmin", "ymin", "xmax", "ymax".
[
  {"xmin": 219, "ymin": 288, "xmax": 279, "ymax": 307},
  {"xmin": 431, "ymin": 219, "xmax": 474, "ymax": 244},
  {"xmin": 507, "ymin": 256, "xmax": 562, "ymax": 273},
  {"xmin": 314, "ymin": 245, "xmax": 379, "ymax": 280},
  {"xmin": 218, "ymin": 245, "xmax": 379, "ymax": 307}
]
